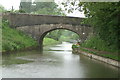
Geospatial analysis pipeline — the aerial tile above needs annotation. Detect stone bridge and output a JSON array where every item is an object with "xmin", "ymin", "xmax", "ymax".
[{"xmin": 3, "ymin": 13, "xmax": 92, "ymax": 50}]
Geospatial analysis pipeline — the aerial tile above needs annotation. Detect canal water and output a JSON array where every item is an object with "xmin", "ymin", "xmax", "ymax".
[{"xmin": 2, "ymin": 42, "xmax": 119, "ymax": 78}]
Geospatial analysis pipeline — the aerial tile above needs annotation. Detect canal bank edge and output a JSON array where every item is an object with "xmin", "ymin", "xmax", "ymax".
[{"xmin": 72, "ymin": 48, "xmax": 120, "ymax": 68}]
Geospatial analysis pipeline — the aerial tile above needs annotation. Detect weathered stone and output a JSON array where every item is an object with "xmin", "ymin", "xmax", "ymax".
[{"xmin": 3, "ymin": 13, "xmax": 93, "ymax": 50}]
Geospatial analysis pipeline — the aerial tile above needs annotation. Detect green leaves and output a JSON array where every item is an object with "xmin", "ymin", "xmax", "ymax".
[
  {"xmin": 81, "ymin": 35, "xmax": 119, "ymax": 53},
  {"xmin": 43, "ymin": 38, "xmax": 59, "ymax": 46},
  {"xmin": 0, "ymin": 5, "xmax": 5, "ymax": 12},
  {"xmin": 19, "ymin": 1, "xmax": 66, "ymax": 16},
  {"xmin": 20, "ymin": 1, "xmax": 32, "ymax": 13},
  {"xmin": 72, "ymin": 44, "xmax": 80, "ymax": 49},
  {"xmin": 2, "ymin": 20, "xmax": 38, "ymax": 52},
  {"xmin": 79, "ymin": 2, "xmax": 119, "ymax": 51}
]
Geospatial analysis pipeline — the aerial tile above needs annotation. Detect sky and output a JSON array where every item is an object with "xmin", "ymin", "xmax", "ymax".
[{"xmin": 0, "ymin": 0, "xmax": 85, "ymax": 17}]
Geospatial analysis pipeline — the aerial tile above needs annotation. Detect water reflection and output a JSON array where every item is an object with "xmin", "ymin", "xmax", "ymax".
[{"xmin": 2, "ymin": 42, "xmax": 119, "ymax": 78}]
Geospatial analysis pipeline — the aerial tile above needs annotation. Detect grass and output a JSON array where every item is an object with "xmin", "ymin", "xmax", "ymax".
[
  {"xmin": 2, "ymin": 20, "xmax": 61, "ymax": 52},
  {"xmin": 81, "ymin": 35, "xmax": 119, "ymax": 53},
  {"xmin": 72, "ymin": 35, "xmax": 119, "ymax": 61},
  {"xmin": 43, "ymin": 37, "xmax": 60, "ymax": 46},
  {"xmin": 2, "ymin": 20, "xmax": 38, "ymax": 52},
  {"xmin": 79, "ymin": 47, "xmax": 120, "ymax": 61}
]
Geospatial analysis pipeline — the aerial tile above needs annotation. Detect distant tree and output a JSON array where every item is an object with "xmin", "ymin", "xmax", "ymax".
[
  {"xmin": 61, "ymin": 30, "xmax": 79, "ymax": 40},
  {"xmin": 46, "ymin": 30, "xmax": 79, "ymax": 41},
  {"xmin": 46, "ymin": 30, "xmax": 62, "ymax": 41},
  {"xmin": 0, "ymin": 5, "xmax": 5, "ymax": 12},
  {"xmin": 19, "ymin": 0, "xmax": 32, "ymax": 13},
  {"xmin": 32, "ymin": 1, "xmax": 66, "ymax": 16}
]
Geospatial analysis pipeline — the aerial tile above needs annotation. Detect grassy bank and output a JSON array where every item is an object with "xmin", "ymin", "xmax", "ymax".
[
  {"xmin": 43, "ymin": 38, "xmax": 60, "ymax": 46},
  {"xmin": 80, "ymin": 47, "xmax": 120, "ymax": 61},
  {"xmin": 72, "ymin": 45, "xmax": 119, "ymax": 61},
  {"xmin": 2, "ymin": 20, "xmax": 38, "ymax": 52},
  {"xmin": 72, "ymin": 35, "xmax": 119, "ymax": 61},
  {"xmin": 81, "ymin": 36, "xmax": 119, "ymax": 53}
]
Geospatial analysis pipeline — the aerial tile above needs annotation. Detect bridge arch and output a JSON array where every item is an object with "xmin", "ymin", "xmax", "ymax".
[
  {"xmin": 4, "ymin": 13, "xmax": 93, "ymax": 51},
  {"xmin": 39, "ymin": 28, "xmax": 81, "ymax": 50},
  {"xmin": 40, "ymin": 27, "xmax": 80, "ymax": 40},
  {"xmin": 16, "ymin": 24, "xmax": 92, "ymax": 51}
]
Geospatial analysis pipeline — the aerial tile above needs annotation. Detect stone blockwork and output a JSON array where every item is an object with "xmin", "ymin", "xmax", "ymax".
[
  {"xmin": 17, "ymin": 24, "xmax": 92, "ymax": 49},
  {"xmin": 3, "ymin": 13, "xmax": 93, "ymax": 50},
  {"xmin": 3, "ymin": 13, "xmax": 87, "ymax": 28}
]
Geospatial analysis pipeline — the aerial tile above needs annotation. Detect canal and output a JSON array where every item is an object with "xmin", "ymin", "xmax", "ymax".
[{"xmin": 2, "ymin": 42, "xmax": 119, "ymax": 78}]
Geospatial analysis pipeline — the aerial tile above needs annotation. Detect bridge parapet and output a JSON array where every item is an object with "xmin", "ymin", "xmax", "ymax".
[{"xmin": 3, "ymin": 13, "xmax": 85, "ymax": 28}]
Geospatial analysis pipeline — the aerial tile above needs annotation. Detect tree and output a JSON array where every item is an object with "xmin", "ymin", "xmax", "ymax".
[
  {"xmin": 62, "ymin": 2, "xmax": 120, "ymax": 50},
  {"xmin": 0, "ymin": 5, "xmax": 5, "ymax": 12},
  {"xmin": 19, "ymin": 0, "xmax": 32, "ymax": 13},
  {"xmin": 32, "ymin": 1, "xmax": 66, "ymax": 16},
  {"xmin": 81, "ymin": 2, "xmax": 119, "ymax": 50},
  {"xmin": 19, "ymin": 1, "xmax": 66, "ymax": 15},
  {"xmin": 46, "ymin": 30, "xmax": 62, "ymax": 41}
]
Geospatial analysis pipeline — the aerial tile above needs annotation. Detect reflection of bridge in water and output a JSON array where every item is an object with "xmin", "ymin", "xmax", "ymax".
[{"xmin": 3, "ymin": 13, "xmax": 92, "ymax": 50}]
